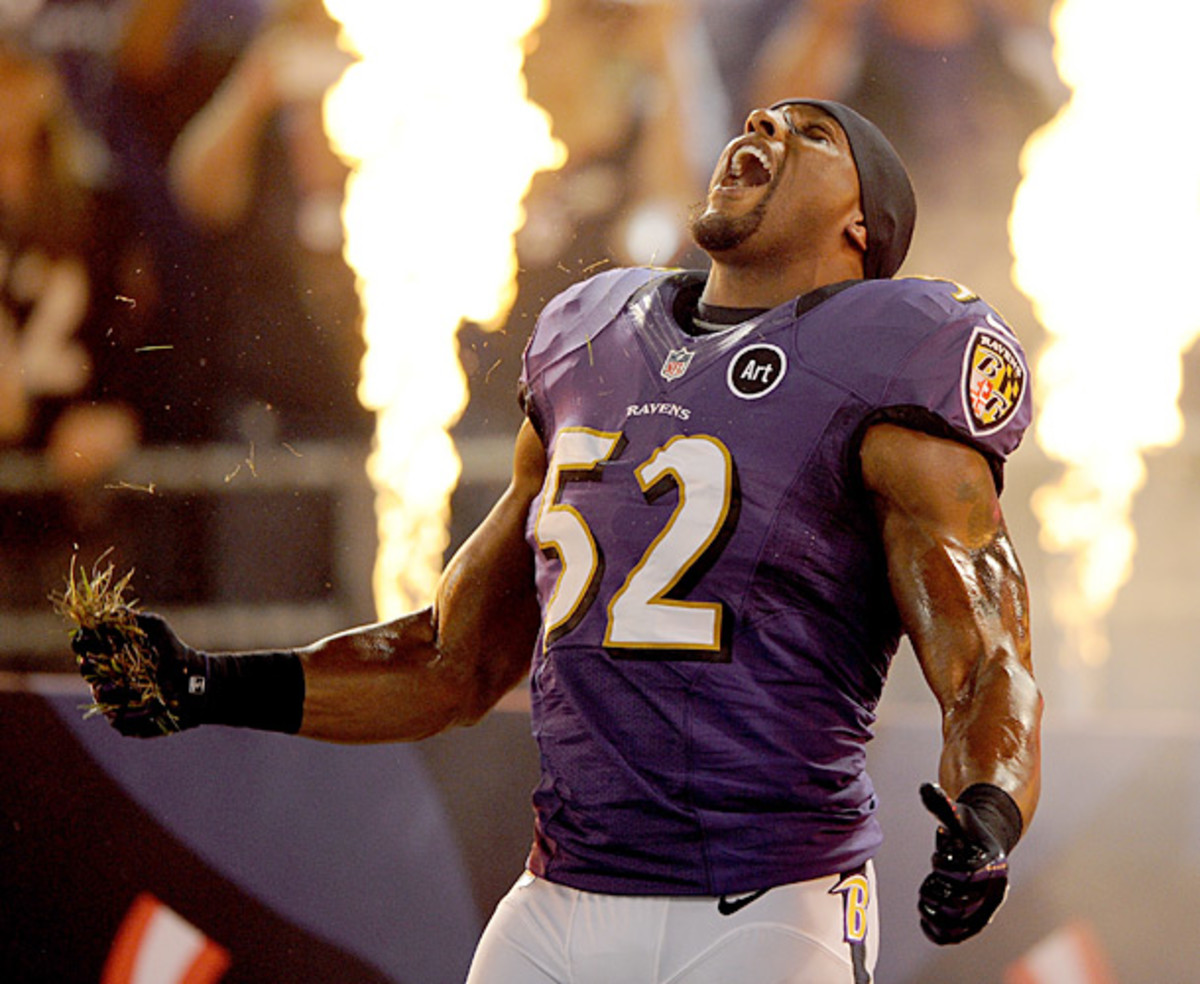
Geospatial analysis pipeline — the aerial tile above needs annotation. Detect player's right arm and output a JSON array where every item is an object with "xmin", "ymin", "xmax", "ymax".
[
  {"xmin": 74, "ymin": 421, "xmax": 547, "ymax": 743},
  {"xmin": 297, "ymin": 420, "xmax": 546, "ymax": 742}
]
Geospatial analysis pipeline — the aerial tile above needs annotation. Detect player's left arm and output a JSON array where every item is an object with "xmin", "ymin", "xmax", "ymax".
[
  {"xmin": 861, "ymin": 422, "xmax": 1040, "ymax": 820},
  {"xmin": 861, "ymin": 422, "xmax": 1043, "ymax": 940}
]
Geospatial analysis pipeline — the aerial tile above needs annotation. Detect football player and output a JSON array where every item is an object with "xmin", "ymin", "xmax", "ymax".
[{"xmin": 75, "ymin": 99, "xmax": 1041, "ymax": 983}]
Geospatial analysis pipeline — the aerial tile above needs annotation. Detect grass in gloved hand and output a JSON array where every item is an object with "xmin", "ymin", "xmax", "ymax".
[{"xmin": 50, "ymin": 551, "xmax": 178, "ymax": 733}]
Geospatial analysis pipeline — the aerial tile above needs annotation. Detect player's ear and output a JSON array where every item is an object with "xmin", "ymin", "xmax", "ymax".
[{"xmin": 846, "ymin": 213, "xmax": 867, "ymax": 255}]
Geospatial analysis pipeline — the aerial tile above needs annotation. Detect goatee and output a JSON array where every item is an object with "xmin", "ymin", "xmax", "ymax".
[{"xmin": 687, "ymin": 198, "xmax": 768, "ymax": 253}]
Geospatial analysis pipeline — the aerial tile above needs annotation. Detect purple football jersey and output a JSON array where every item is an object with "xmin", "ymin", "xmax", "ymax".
[{"xmin": 518, "ymin": 269, "xmax": 1031, "ymax": 895}]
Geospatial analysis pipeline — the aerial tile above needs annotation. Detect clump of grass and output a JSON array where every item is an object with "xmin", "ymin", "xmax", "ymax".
[{"xmin": 50, "ymin": 551, "xmax": 177, "ymax": 731}]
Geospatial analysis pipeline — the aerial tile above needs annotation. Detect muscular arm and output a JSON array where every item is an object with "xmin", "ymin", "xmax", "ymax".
[
  {"xmin": 296, "ymin": 421, "xmax": 546, "ymax": 742},
  {"xmin": 861, "ymin": 424, "xmax": 1042, "ymax": 829}
]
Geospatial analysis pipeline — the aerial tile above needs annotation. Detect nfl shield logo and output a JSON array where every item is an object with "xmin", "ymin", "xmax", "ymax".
[{"xmin": 660, "ymin": 347, "xmax": 695, "ymax": 382}]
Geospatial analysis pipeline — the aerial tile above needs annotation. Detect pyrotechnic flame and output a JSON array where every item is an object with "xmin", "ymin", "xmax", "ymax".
[
  {"xmin": 322, "ymin": 1, "xmax": 565, "ymax": 616},
  {"xmin": 1010, "ymin": 0, "xmax": 1200, "ymax": 674}
]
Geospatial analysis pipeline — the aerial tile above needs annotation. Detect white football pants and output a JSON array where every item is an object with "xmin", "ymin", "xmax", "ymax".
[{"xmin": 465, "ymin": 863, "xmax": 878, "ymax": 984}]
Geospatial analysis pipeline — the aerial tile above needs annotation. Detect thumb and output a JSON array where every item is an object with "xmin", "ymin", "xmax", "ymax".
[
  {"xmin": 133, "ymin": 612, "xmax": 186, "ymax": 657},
  {"xmin": 920, "ymin": 782, "xmax": 967, "ymax": 838}
]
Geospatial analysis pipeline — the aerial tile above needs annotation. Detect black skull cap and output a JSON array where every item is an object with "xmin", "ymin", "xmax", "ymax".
[{"xmin": 771, "ymin": 98, "xmax": 916, "ymax": 279}]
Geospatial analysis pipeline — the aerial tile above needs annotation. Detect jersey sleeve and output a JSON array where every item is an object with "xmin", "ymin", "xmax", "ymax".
[{"xmin": 869, "ymin": 282, "xmax": 1032, "ymax": 489}]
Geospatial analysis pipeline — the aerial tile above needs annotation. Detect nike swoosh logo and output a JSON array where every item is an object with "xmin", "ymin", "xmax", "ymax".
[{"xmin": 717, "ymin": 887, "xmax": 770, "ymax": 916}]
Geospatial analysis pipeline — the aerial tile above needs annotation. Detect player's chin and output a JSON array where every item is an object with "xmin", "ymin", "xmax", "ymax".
[{"xmin": 687, "ymin": 204, "xmax": 763, "ymax": 254}]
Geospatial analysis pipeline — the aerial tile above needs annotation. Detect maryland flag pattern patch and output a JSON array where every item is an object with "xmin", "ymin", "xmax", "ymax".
[{"xmin": 962, "ymin": 326, "xmax": 1026, "ymax": 435}]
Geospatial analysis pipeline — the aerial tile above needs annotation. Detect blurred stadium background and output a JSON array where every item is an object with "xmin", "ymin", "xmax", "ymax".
[{"xmin": 2, "ymin": 1, "xmax": 1198, "ymax": 981}]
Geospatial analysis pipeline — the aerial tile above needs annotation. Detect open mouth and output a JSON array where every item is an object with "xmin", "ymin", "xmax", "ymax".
[{"xmin": 719, "ymin": 144, "xmax": 774, "ymax": 189}]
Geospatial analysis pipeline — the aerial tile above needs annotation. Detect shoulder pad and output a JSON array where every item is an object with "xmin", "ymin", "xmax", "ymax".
[{"xmin": 525, "ymin": 268, "xmax": 662, "ymax": 367}]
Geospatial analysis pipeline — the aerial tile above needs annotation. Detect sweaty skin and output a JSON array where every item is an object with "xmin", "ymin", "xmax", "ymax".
[{"xmin": 860, "ymin": 423, "xmax": 1042, "ymax": 828}]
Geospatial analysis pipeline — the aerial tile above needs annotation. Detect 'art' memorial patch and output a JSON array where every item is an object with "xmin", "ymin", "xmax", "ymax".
[{"xmin": 727, "ymin": 344, "xmax": 787, "ymax": 400}]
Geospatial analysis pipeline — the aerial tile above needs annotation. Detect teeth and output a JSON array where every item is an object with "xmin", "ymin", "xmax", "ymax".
[
  {"xmin": 735, "ymin": 146, "xmax": 771, "ymax": 173},
  {"xmin": 727, "ymin": 145, "xmax": 772, "ymax": 184}
]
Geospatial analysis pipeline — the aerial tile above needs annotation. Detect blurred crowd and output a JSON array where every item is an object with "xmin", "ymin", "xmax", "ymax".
[
  {"xmin": 0, "ymin": 0, "xmax": 1064, "ymax": 545},
  {"xmin": 0, "ymin": 0, "xmax": 368, "ymax": 488}
]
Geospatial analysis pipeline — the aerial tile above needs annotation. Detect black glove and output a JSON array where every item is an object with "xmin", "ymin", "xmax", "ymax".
[
  {"xmin": 73, "ymin": 611, "xmax": 305, "ymax": 737},
  {"xmin": 917, "ymin": 782, "xmax": 1021, "ymax": 945},
  {"xmin": 72, "ymin": 611, "xmax": 208, "ymax": 738}
]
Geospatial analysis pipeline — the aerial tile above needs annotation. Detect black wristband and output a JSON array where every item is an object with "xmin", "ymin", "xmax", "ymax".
[
  {"xmin": 198, "ymin": 651, "xmax": 306, "ymax": 734},
  {"xmin": 957, "ymin": 783, "xmax": 1023, "ymax": 854}
]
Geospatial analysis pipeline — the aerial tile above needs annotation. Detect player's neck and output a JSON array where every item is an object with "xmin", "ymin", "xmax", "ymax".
[{"xmin": 701, "ymin": 254, "xmax": 863, "ymax": 309}]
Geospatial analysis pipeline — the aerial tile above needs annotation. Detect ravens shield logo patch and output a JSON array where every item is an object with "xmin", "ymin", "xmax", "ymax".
[{"xmin": 962, "ymin": 327, "xmax": 1026, "ymax": 435}]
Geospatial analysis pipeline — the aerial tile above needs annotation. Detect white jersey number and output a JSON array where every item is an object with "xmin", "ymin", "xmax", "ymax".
[{"xmin": 534, "ymin": 428, "xmax": 736, "ymax": 659}]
